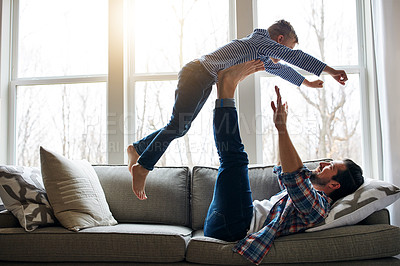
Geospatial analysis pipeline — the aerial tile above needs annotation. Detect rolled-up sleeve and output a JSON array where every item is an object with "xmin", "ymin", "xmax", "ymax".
[{"xmin": 277, "ymin": 166, "xmax": 332, "ymax": 224}]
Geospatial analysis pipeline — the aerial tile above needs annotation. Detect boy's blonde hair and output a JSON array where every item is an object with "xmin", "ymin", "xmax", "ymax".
[{"xmin": 268, "ymin": 20, "xmax": 298, "ymax": 43}]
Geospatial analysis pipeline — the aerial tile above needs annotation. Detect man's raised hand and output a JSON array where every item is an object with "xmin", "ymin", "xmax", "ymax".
[{"xmin": 271, "ymin": 86, "xmax": 288, "ymax": 133}]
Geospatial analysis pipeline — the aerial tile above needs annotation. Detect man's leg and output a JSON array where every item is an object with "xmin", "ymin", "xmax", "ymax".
[
  {"xmin": 203, "ymin": 61, "xmax": 264, "ymax": 241},
  {"xmin": 203, "ymin": 102, "xmax": 253, "ymax": 241}
]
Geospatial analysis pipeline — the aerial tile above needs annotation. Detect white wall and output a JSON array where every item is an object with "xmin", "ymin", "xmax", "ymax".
[
  {"xmin": 0, "ymin": 0, "xmax": 11, "ymax": 166},
  {"xmin": 372, "ymin": 0, "xmax": 400, "ymax": 227}
]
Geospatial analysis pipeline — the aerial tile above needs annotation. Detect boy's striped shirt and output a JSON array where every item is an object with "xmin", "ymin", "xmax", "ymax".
[{"xmin": 199, "ymin": 29, "xmax": 326, "ymax": 87}]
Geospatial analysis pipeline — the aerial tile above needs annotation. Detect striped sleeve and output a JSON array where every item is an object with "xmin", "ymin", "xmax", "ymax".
[
  {"xmin": 257, "ymin": 38, "xmax": 327, "ymax": 77},
  {"xmin": 263, "ymin": 59, "xmax": 305, "ymax": 87}
]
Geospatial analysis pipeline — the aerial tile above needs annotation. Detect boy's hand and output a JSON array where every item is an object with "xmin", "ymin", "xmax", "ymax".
[
  {"xmin": 302, "ymin": 79, "xmax": 324, "ymax": 88},
  {"xmin": 330, "ymin": 69, "xmax": 348, "ymax": 85},
  {"xmin": 323, "ymin": 66, "xmax": 348, "ymax": 85},
  {"xmin": 271, "ymin": 86, "xmax": 288, "ymax": 133}
]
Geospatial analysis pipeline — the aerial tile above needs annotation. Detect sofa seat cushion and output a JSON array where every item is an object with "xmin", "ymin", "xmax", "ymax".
[
  {"xmin": 0, "ymin": 223, "xmax": 192, "ymax": 263},
  {"xmin": 186, "ymin": 225, "xmax": 400, "ymax": 265}
]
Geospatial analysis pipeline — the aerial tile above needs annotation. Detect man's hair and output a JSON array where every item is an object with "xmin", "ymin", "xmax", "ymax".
[
  {"xmin": 268, "ymin": 19, "xmax": 298, "ymax": 43},
  {"xmin": 329, "ymin": 159, "xmax": 364, "ymax": 202}
]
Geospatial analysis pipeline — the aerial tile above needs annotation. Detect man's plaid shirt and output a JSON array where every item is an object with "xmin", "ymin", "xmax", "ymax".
[{"xmin": 233, "ymin": 165, "xmax": 333, "ymax": 265}]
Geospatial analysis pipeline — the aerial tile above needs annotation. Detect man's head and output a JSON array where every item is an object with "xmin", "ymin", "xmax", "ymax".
[
  {"xmin": 310, "ymin": 159, "xmax": 364, "ymax": 202},
  {"xmin": 268, "ymin": 20, "xmax": 298, "ymax": 63}
]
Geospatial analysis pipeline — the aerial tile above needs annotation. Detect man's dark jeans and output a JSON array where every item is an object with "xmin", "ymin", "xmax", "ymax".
[
  {"xmin": 204, "ymin": 107, "xmax": 253, "ymax": 242},
  {"xmin": 133, "ymin": 60, "xmax": 215, "ymax": 171}
]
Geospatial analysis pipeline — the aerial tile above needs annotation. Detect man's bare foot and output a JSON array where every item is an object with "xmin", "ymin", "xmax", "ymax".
[
  {"xmin": 217, "ymin": 60, "xmax": 264, "ymax": 98},
  {"xmin": 127, "ymin": 145, "xmax": 139, "ymax": 174},
  {"xmin": 131, "ymin": 163, "xmax": 149, "ymax": 200}
]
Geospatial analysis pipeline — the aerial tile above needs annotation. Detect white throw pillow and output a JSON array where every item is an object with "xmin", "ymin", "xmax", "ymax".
[
  {"xmin": 0, "ymin": 165, "xmax": 56, "ymax": 231},
  {"xmin": 40, "ymin": 146, "xmax": 117, "ymax": 231},
  {"xmin": 307, "ymin": 178, "xmax": 400, "ymax": 232}
]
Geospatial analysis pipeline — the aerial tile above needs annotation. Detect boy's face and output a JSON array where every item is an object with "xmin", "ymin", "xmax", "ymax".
[{"xmin": 270, "ymin": 35, "xmax": 298, "ymax": 64}]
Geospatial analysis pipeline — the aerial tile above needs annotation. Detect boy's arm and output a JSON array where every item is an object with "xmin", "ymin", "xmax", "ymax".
[
  {"xmin": 263, "ymin": 59, "xmax": 324, "ymax": 89},
  {"xmin": 323, "ymin": 65, "xmax": 348, "ymax": 85},
  {"xmin": 260, "ymin": 41, "xmax": 348, "ymax": 86}
]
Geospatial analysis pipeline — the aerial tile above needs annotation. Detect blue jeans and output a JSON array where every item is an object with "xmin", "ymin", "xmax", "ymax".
[
  {"xmin": 203, "ymin": 107, "xmax": 253, "ymax": 242},
  {"xmin": 133, "ymin": 60, "xmax": 215, "ymax": 170}
]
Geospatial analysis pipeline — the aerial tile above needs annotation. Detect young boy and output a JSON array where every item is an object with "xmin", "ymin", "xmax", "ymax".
[{"xmin": 128, "ymin": 19, "xmax": 348, "ymax": 200}]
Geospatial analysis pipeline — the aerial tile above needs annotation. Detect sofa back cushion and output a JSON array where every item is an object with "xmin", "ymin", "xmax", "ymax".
[
  {"xmin": 191, "ymin": 160, "xmax": 325, "ymax": 230},
  {"xmin": 94, "ymin": 166, "xmax": 191, "ymax": 227}
]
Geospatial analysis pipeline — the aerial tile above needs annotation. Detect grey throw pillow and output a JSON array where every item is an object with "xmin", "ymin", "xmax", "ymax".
[
  {"xmin": 307, "ymin": 178, "xmax": 400, "ymax": 232},
  {"xmin": 40, "ymin": 147, "xmax": 117, "ymax": 231},
  {"xmin": 0, "ymin": 165, "xmax": 56, "ymax": 231}
]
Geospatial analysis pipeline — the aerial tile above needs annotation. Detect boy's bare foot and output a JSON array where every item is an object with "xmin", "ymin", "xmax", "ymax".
[
  {"xmin": 131, "ymin": 163, "xmax": 149, "ymax": 200},
  {"xmin": 127, "ymin": 145, "xmax": 139, "ymax": 174}
]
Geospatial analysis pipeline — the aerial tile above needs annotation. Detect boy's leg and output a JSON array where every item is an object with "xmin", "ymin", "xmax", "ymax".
[
  {"xmin": 204, "ymin": 101, "xmax": 253, "ymax": 242},
  {"xmin": 130, "ymin": 60, "xmax": 214, "ymax": 200}
]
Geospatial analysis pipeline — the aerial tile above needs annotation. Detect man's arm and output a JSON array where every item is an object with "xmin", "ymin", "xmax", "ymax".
[
  {"xmin": 271, "ymin": 86, "xmax": 331, "ymax": 219},
  {"xmin": 271, "ymin": 86, "xmax": 303, "ymax": 173}
]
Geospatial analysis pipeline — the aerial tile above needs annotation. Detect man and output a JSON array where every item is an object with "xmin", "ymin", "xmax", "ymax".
[{"xmin": 203, "ymin": 61, "xmax": 364, "ymax": 265}]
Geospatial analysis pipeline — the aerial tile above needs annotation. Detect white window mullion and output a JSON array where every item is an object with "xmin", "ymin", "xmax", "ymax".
[
  {"xmin": 6, "ymin": 0, "xmax": 19, "ymax": 164},
  {"xmin": 236, "ymin": 0, "xmax": 263, "ymax": 164},
  {"xmin": 12, "ymin": 75, "xmax": 108, "ymax": 86},
  {"xmin": 108, "ymin": 0, "xmax": 125, "ymax": 164},
  {"xmin": 125, "ymin": 0, "xmax": 136, "ymax": 161}
]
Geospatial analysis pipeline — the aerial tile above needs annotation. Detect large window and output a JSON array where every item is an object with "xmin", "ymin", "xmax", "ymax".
[
  {"xmin": 257, "ymin": 0, "xmax": 363, "ymax": 166},
  {"xmin": 12, "ymin": 0, "xmax": 108, "ymax": 166},
  {"xmin": 126, "ymin": 0, "xmax": 230, "ymax": 167},
  {"xmin": 6, "ymin": 0, "xmax": 373, "ymax": 172}
]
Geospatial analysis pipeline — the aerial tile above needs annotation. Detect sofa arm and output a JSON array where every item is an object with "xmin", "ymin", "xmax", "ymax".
[
  {"xmin": 357, "ymin": 209, "xmax": 390, "ymax": 225},
  {"xmin": 0, "ymin": 210, "xmax": 20, "ymax": 228}
]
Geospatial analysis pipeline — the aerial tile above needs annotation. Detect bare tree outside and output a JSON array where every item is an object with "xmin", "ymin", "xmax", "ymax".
[
  {"xmin": 15, "ymin": 0, "xmax": 362, "ymax": 168},
  {"xmin": 259, "ymin": 0, "xmax": 362, "ymax": 165},
  {"xmin": 16, "ymin": 0, "xmax": 108, "ymax": 167},
  {"xmin": 132, "ymin": 0, "xmax": 229, "ymax": 168}
]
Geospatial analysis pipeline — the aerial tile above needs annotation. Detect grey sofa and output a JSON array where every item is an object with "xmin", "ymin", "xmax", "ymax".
[{"xmin": 0, "ymin": 160, "xmax": 399, "ymax": 265}]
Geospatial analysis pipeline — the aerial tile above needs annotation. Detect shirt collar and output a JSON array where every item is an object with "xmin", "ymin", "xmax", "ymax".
[{"xmin": 254, "ymin": 28, "xmax": 271, "ymax": 38}]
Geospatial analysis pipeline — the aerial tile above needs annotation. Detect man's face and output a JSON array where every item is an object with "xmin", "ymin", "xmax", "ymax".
[
  {"xmin": 270, "ymin": 36, "xmax": 297, "ymax": 64},
  {"xmin": 310, "ymin": 161, "xmax": 347, "ymax": 186}
]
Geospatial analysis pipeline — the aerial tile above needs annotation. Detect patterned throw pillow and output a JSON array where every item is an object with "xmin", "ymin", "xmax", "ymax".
[
  {"xmin": 0, "ymin": 165, "xmax": 56, "ymax": 231},
  {"xmin": 307, "ymin": 178, "xmax": 400, "ymax": 232}
]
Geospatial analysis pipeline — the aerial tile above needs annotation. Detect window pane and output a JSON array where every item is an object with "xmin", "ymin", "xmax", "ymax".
[
  {"xmin": 134, "ymin": 81, "xmax": 218, "ymax": 167},
  {"xmin": 17, "ymin": 0, "xmax": 108, "ymax": 78},
  {"xmin": 132, "ymin": 0, "xmax": 229, "ymax": 73},
  {"xmin": 257, "ymin": 0, "xmax": 358, "ymax": 66},
  {"xmin": 260, "ymin": 74, "xmax": 362, "ymax": 165},
  {"xmin": 16, "ymin": 83, "xmax": 107, "ymax": 167},
  {"xmin": 129, "ymin": 0, "xmax": 228, "ymax": 167}
]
